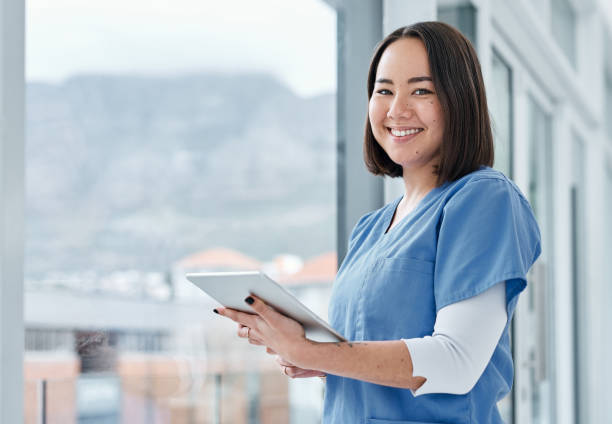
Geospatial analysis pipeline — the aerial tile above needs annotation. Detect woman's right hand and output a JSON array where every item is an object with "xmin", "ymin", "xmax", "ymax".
[{"xmin": 266, "ymin": 347, "xmax": 326, "ymax": 378}]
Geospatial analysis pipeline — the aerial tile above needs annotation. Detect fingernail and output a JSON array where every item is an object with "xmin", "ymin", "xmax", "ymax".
[
  {"xmin": 213, "ymin": 309, "xmax": 219, "ymax": 314},
  {"xmin": 245, "ymin": 296, "xmax": 254, "ymax": 305}
]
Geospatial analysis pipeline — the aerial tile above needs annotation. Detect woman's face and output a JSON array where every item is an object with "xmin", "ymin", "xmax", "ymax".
[{"xmin": 368, "ymin": 37, "xmax": 444, "ymax": 173}]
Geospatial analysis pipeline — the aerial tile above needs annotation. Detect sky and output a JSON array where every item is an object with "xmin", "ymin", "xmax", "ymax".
[{"xmin": 26, "ymin": 0, "xmax": 337, "ymax": 98}]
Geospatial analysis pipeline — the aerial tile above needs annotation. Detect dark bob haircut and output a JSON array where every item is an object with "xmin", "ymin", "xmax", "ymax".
[{"xmin": 364, "ymin": 21, "xmax": 494, "ymax": 185}]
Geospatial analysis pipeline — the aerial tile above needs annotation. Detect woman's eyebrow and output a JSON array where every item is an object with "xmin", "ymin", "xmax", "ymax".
[
  {"xmin": 375, "ymin": 76, "xmax": 433, "ymax": 84},
  {"xmin": 407, "ymin": 76, "xmax": 433, "ymax": 83}
]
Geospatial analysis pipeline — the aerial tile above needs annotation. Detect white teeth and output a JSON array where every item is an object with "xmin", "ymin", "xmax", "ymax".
[{"xmin": 390, "ymin": 128, "xmax": 422, "ymax": 137}]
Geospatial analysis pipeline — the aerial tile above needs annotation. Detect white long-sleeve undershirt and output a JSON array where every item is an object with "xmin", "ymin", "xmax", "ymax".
[{"xmin": 402, "ymin": 281, "xmax": 507, "ymax": 396}]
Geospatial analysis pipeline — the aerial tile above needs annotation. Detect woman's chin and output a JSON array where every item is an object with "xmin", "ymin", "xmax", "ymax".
[{"xmin": 389, "ymin": 157, "xmax": 440, "ymax": 174}]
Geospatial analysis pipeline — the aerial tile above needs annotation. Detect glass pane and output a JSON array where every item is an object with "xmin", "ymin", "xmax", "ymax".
[
  {"xmin": 571, "ymin": 136, "xmax": 587, "ymax": 424},
  {"xmin": 25, "ymin": 0, "xmax": 337, "ymax": 422},
  {"xmin": 551, "ymin": 0, "xmax": 577, "ymax": 67},
  {"xmin": 437, "ymin": 3, "xmax": 477, "ymax": 47},
  {"xmin": 488, "ymin": 49, "xmax": 514, "ymax": 423},
  {"xmin": 526, "ymin": 95, "xmax": 555, "ymax": 424},
  {"xmin": 490, "ymin": 51, "xmax": 513, "ymax": 177},
  {"xmin": 604, "ymin": 157, "xmax": 612, "ymax": 418},
  {"xmin": 606, "ymin": 75, "xmax": 612, "ymax": 141}
]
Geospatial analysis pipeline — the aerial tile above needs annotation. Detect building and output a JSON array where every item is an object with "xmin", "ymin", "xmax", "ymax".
[{"xmin": 21, "ymin": 248, "xmax": 335, "ymax": 423}]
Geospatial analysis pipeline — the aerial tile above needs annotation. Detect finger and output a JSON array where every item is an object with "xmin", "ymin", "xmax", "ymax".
[
  {"xmin": 275, "ymin": 356, "xmax": 294, "ymax": 367},
  {"xmin": 237, "ymin": 325, "xmax": 250, "ymax": 339},
  {"xmin": 247, "ymin": 327, "xmax": 263, "ymax": 341},
  {"xmin": 307, "ymin": 370, "xmax": 326, "ymax": 377},
  {"xmin": 217, "ymin": 307, "xmax": 259, "ymax": 328},
  {"xmin": 281, "ymin": 366, "xmax": 325, "ymax": 379},
  {"xmin": 291, "ymin": 369, "xmax": 326, "ymax": 378},
  {"xmin": 283, "ymin": 366, "xmax": 305, "ymax": 378},
  {"xmin": 266, "ymin": 347, "xmax": 277, "ymax": 355},
  {"xmin": 243, "ymin": 295, "xmax": 279, "ymax": 325},
  {"xmin": 237, "ymin": 326, "xmax": 264, "ymax": 343}
]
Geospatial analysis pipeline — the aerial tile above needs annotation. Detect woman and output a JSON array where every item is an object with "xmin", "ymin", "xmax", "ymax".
[{"xmin": 216, "ymin": 21, "xmax": 541, "ymax": 423}]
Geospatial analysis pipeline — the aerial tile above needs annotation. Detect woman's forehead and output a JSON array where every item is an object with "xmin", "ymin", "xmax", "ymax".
[{"xmin": 376, "ymin": 38, "xmax": 431, "ymax": 81}]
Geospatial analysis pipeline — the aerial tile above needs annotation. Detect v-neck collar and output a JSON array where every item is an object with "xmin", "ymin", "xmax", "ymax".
[{"xmin": 382, "ymin": 182, "xmax": 448, "ymax": 236}]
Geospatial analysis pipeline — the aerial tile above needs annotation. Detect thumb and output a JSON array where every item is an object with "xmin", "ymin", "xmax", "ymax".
[{"xmin": 244, "ymin": 294, "xmax": 278, "ymax": 324}]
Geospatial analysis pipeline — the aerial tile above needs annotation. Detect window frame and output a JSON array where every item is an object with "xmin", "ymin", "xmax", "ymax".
[
  {"xmin": 0, "ymin": 0, "xmax": 26, "ymax": 421},
  {"xmin": 334, "ymin": 0, "xmax": 384, "ymax": 262},
  {"xmin": 490, "ymin": 18, "xmax": 561, "ymax": 424}
]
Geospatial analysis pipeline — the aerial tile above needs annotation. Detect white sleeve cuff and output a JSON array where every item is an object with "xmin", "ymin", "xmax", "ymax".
[{"xmin": 402, "ymin": 281, "xmax": 507, "ymax": 396}]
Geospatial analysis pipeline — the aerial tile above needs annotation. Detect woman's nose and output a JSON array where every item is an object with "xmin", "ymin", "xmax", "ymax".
[{"xmin": 386, "ymin": 95, "xmax": 414, "ymax": 120}]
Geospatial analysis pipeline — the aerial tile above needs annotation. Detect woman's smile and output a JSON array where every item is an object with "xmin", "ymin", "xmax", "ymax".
[{"xmin": 387, "ymin": 126, "xmax": 424, "ymax": 142}]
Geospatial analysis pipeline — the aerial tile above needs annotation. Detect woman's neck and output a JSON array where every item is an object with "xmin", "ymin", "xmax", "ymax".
[{"xmin": 400, "ymin": 165, "xmax": 438, "ymax": 208}]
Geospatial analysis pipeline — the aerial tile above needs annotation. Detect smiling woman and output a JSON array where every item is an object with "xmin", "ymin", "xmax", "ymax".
[{"xmin": 218, "ymin": 21, "xmax": 541, "ymax": 424}]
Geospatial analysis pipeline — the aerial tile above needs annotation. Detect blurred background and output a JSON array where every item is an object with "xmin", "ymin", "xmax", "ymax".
[{"xmin": 0, "ymin": 0, "xmax": 610, "ymax": 422}]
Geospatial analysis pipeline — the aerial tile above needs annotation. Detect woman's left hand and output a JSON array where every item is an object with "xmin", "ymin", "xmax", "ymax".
[
  {"xmin": 215, "ymin": 294, "xmax": 308, "ymax": 365},
  {"xmin": 274, "ymin": 354, "xmax": 326, "ymax": 378}
]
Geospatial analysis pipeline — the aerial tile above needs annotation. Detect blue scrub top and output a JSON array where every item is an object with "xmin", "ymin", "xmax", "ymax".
[{"xmin": 323, "ymin": 167, "xmax": 541, "ymax": 424}]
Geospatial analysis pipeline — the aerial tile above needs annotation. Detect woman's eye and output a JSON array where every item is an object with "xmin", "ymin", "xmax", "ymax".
[
  {"xmin": 376, "ymin": 89, "xmax": 392, "ymax": 95},
  {"xmin": 414, "ymin": 88, "xmax": 432, "ymax": 95}
]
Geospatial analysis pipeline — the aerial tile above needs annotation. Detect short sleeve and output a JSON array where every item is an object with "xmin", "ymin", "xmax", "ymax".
[
  {"xmin": 434, "ymin": 178, "xmax": 541, "ymax": 313},
  {"xmin": 346, "ymin": 206, "xmax": 381, "ymax": 250}
]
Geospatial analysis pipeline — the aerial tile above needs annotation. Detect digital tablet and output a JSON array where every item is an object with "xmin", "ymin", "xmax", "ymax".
[{"xmin": 185, "ymin": 271, "xmax": 345, "ymax": 343}]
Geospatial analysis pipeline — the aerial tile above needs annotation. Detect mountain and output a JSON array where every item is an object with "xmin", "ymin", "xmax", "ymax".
[{"xmin": 25, "ymin": 73, "xmax": 337, "ymax": 278}]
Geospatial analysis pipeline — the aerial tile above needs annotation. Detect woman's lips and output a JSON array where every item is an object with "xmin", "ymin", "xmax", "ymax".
[{"xmin": 387, "ymin": 127, "xmax": 424, "ymax": 142}]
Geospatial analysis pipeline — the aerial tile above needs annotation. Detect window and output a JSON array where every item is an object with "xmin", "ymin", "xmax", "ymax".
[
  {"xmin": 571, "ymin": 135, "xmax": 587, "ymax": 424},
  {"xmin": 25, "ymin": 0, "xmax": 337, "ymax": 422},
  {"xmin": 604, "ymin": 157, "xmax": 612, "ymax": 419},
  {"xmin": 551, "ymin": 0, "xmax": 577, "ymax": 67},
  {"xmin": 490, "ymin": 51, "xmax": 513, "ymax": 177},
  {"xmin": 437, "ymin": 3, "xmax": 477, "ymax": 47},
  {"xmin": 488, "ymin": 49, "xmax": 515, "ymax": 423},
  {"xmin": 526, "ymin": 95, "xmax": 555, "ymax": 424},
  {"xmin": 606, "ymin": 74, "xmax": 612, "ymax": 141}
]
